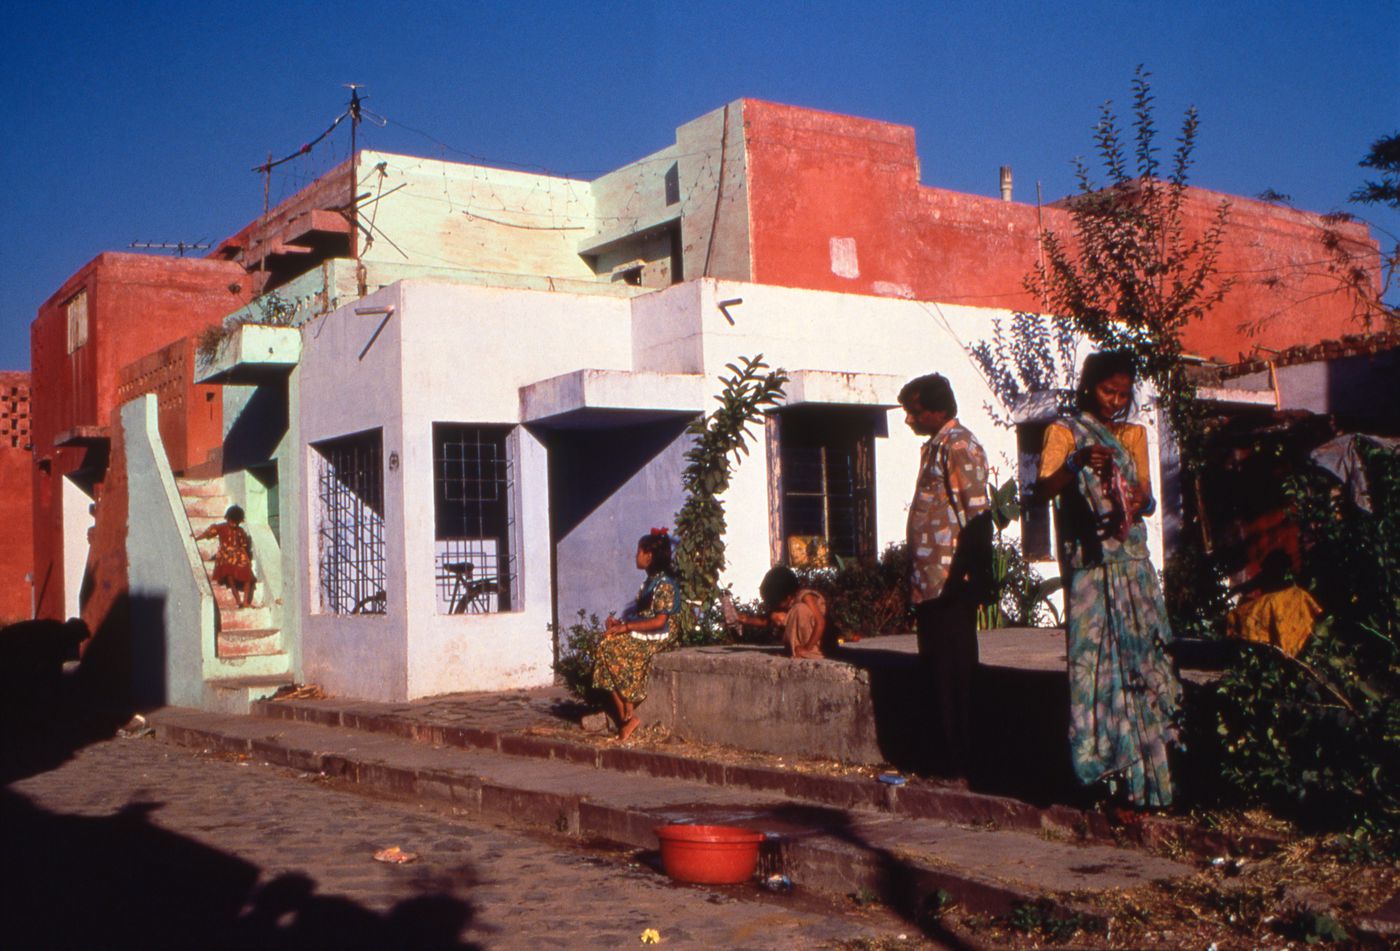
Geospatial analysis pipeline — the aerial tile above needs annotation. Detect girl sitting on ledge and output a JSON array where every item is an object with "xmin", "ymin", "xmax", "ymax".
[{"xmin": 592, "ymin": 529, "xmax": 680, "ymax": 742}]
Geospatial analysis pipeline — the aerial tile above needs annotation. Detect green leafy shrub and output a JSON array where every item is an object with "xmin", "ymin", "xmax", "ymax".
[
  {"xmin": 794, "ymin": 543, "xmax": 912, "ymax": 638},
  {"xmin": 987, "ymin": 540, "xmax": 1061, "ymax": 628},
  {"xmin": 553, "ymin": 610, "xmax": 606, "ymax": 700},
  {"xmin": 1202, "ymin": 443, "xmax": 1399, "ymax": 851}
]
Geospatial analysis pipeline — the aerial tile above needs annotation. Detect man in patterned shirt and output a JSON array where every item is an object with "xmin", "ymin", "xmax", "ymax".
[{"xmin": 900, "ymin": 373, "xmax": 993, "ymax": 782}]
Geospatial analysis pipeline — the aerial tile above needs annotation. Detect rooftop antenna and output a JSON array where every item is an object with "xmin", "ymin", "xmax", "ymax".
[
  {"xmin": 344, "ymin": 83, "xmax": 367, "ymax": 294},
  {"xmin": 129, "ymin": 240, "xmax": 212, "ymax": 257}
]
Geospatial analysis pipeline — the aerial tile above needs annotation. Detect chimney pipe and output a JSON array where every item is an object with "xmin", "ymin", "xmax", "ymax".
[{"xmin": 999, "ymin": 166, "xmax": 1013, "ymax": 202}]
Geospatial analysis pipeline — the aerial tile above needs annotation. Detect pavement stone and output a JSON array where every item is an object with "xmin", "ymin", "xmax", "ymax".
[
  {"xmin": 150, "ymin": 703, "xmax": 1198, "ymax": 928},
  {"xmin": 5, "ymin": 725, "xmax": 931, "ymax": 950}
]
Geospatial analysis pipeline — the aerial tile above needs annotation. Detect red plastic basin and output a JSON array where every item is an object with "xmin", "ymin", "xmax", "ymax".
[{"xmin": 654, "ymin": 823, "xmax": 765, "ymax": 884}]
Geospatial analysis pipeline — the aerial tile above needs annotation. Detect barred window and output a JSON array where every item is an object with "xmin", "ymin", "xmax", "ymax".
[
  {"xmin": 773, "ymin": 408, "xmax": 877, "ymax": 565},
  {"xmin": 313, "ymin": 429, "xmax": 386, "ymax": 615},
  {"xmin": 433, "ymin": 424, "xmax": 516, "ymax": 614}
]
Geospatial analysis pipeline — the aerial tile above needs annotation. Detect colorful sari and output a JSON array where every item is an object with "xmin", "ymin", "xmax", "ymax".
[
  {"xmin": 1054, "ymin": 414, "xmax": 1181, "ymax": 808},
  {"xmin": 592, "ymin": 572, "xmax": 680, "ymax": 703}
]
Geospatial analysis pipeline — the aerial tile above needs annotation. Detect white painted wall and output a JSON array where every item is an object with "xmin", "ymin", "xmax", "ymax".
[
  {"xmin": 61, "ymin": 475, "xmax": 94, "ymax": 620},
  {"xmin": 293, "ymin": 274, "xmax": 1174, "ymax": 700},
  {"xmin": 395, "ymin": 281, "xmax": 635, "ymax": 696},
  {"xmin": 297, "ymin": 286, "xmax": 409, "ymax": 700},
  {"xmin": 122, "ymin": 396, "xmax": 216, "ymax": 708}
]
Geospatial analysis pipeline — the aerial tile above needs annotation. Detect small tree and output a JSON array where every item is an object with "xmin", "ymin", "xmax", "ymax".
[
  {"xmin": 672, "ymin": 355, "xmax": 787, "ymax": 640},
  {"xmin": 1321, "ymin": 132, "xmax": 1399, "ymax": 331},
  {"xmin": 1029, "ymin": 66, "xmax": 1231, "ymax": 463}
]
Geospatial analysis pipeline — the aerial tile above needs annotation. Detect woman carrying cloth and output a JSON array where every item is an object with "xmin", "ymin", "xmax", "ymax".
[
  {"xmin": 1031, "ymin": 351, "xmax": 1182, "ymax": 811},
  {"xmin": 592, "ymin": 529, "xmax": 681, "ymax": 742}
]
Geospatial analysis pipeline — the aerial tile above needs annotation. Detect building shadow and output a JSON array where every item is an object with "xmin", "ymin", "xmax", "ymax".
[
  {"xmin": 835, "ymin": 644, "xmax": 1078, "ymax": 804},
  {"xmin": 755, "ymin": 801, "xmax": 981, "ymax": 949},
  {"xmin": 1, "ymin": 790, "xmax": 481, "ymax": 951},
  {"xmin": 4, "ymin": 595, "xmax": 481, "ymax": 951}
]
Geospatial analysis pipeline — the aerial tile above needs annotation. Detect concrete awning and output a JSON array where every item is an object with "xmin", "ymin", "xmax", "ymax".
[
  {"xmin": 196, "ymin": 325, "xmax": 302, "ymax": 385},
  {"xmin": 54, "ymin": 425, "xmax": 109, "ymax": 447},
  {"xmin": 1197, "ymin": 385, "xmax": 1277, "ymax": 407},
  {"xmin": 577, "ymin": 210, "xmax": 681, "ymax": 257},
  {"xmin": 779, "ymin": 370, "xmax": 904, "ymax": 408},
  {"xmin": 520, "ymin": 369, "xmax": 706, "ymax": 429}
]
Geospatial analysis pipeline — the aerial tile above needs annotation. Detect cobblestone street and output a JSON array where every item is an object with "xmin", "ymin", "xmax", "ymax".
[{"xmin": 4, "ymin": 724, "xmax": 932, "ymax": 950}]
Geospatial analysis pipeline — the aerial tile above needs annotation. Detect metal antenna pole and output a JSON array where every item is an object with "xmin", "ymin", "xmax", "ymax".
[{"xmin": 345, "ymin": 84, "xmax": 366, "ymax": 294}]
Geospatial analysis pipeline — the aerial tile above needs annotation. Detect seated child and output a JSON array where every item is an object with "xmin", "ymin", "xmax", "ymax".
[{"xmin": 758, "ymin": 566, "xmax": 827, "ymax": 660}]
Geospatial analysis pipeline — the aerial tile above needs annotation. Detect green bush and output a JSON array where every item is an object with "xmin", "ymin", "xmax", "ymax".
[
  {"xmin": 1203, "ymin": 443, "xmax": 1399, "ymax": 851},
  {"xmin": 794, "ymin": 543, "xmax": 912, "ymax": 638},
  {"xmin": 553, "ymin": 610, "xmax": 606, "ymax": 700},
  {"xmin": 986, "ymin": 540, "xmax": 1061, "ymax": 629}
]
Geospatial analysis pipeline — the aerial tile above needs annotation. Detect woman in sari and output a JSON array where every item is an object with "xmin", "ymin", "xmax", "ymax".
[
  {"xmin": 1031, "ymin": 351, "xmax": 1182, "ymax": 810},
  {"xmin": 592, "ymin": 529, "xmax": 680, "ymax": 742}
]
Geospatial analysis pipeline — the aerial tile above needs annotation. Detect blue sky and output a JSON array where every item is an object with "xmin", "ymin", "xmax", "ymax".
[{"xmin": 3, "ymin": 0, "xmax": 1396, "ymax": 371}]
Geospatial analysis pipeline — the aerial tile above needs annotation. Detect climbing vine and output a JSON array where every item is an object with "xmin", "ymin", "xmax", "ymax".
[{"xmin": 672, "ymin": 355, "xmax": 787, "ymax": 641}]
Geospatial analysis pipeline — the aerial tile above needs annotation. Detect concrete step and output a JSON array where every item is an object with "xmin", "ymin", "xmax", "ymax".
[
  {"xmin": 252, "ymin": 695, "xmax": 1283, "ymax": 862},
  {"xmin": 183, "ymin": 495, "xmax": 234, "ymax": 519},
  {"xmin": 217, "ymin": 628, "xmax": 282, "ymax": 658},
  {"xmin": 202, "ymin": 676, "xmax": 294, "ymax": 716},
  {"xmin": 178, "ymin": 478, "xmax": 228, "ymax": 498},
  {"xmin": 213, "ymin": 590, "xmax": 268, "ymax": 620},
  {"xmin": 149, "ymin": 706, "xmax": 1194, "ymax": 923}
]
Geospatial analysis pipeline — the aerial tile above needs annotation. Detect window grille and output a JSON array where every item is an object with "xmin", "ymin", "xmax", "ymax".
[
  {"xmin": 776, "ymin": 409, "xmax": 876, "ymax": 563},
  {"xmin": 433, "ymin": 424, "xmax": 516, "ymax": 614},
  {"xmin": 313, "ymin": 430, "xmax": 386, "ymax": 614}
]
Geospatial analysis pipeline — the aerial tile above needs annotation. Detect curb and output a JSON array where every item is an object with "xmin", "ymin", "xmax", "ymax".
[
  {"xmin": 155, "ymin": 712, "xmax": 1104, "ymax": 925},
  {"xmin": 252, "ymin": 698, "xmax": 1283, "ymax": 861}
]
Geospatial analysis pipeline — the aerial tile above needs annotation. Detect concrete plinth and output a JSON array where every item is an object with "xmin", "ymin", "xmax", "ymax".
[{"xmin": 643, "ymin": 629, "xmax": 1080, "ymax": 800}]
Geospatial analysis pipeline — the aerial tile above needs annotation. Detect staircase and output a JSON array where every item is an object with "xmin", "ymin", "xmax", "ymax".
[{"xmin": 179, "ymin": 477, "xmax": 293, "ymax": 712}]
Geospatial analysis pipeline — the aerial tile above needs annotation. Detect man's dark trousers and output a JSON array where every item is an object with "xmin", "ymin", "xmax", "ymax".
[{"xmin": 915, "ymin": 585, "xmax": 978, "ymax": 780}]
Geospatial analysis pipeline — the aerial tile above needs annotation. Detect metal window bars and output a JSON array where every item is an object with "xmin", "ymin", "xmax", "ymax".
[
  {"xmin": 433, "ymin": 425, "xmax": 515, "ymax": 614},
  {"xmin": 314, "ymin": 430, "xmax": 387, "ymax": 614}
]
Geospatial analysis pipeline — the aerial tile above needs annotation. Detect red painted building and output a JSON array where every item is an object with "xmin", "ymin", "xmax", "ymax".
[
  {"xmin": 28, "ymin": 253, "xmax": 250, "ymax": 624},
  {"xmin": 0, "ymin": 372, "xmax": 34, "ymax": 623},
  {"xmin": 739, "ymin": 100, "xmax": 1378, "ymax": 362}
]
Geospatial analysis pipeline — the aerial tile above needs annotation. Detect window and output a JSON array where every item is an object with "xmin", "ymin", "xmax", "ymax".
[
  {"xmin": 313, "ymin": 430, "xmax": 386, "ymax": 614},
  {"xmin": 433, "ymin": 424, "xmax": 516, "ymax": 614},
  {"xmin": 66, "ymin": 290, "xmax": 88, "ymax": 354},
  {"xmin": 1017, "ymin": 421, "xmax": 1053, "ymax": 561},
  {"xmin": 773, "ymin": 408, "xmax": 877, "ymax": 564}
]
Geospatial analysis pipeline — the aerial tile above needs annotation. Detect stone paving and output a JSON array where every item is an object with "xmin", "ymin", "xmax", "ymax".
[{"xmin": 4, "ymin": 726, "xmax": 938, "ymax": 950}]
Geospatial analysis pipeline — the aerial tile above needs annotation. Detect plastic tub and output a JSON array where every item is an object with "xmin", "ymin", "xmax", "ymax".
[{"xmin": 654, "ymin": 823, "xmax": 765, "ymax": 884}]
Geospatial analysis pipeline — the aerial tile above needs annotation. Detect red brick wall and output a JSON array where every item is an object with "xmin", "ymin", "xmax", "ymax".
[
  {"xmin": 117, "ymin": 337, "xmax": 223, "ymax": 477},
  {"xmin": 0, "ymin": 372, "xmax": 34, "ymax": 622},
  {"xmin": 740, "ymin": 99, "xmax": 1379, "ymax": 362},
  {"xmin": 28, "ymin": 253, "xmax": 250, "ymax": 620}
]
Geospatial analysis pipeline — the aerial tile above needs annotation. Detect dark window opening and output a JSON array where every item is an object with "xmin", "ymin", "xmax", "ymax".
[
  {"xmin": 313, "ymin": 429, "xmax": 386, "ymax": 615},
  {"xmin": 664, "ymin": 162, "xmax": 680, "ymax": 206},
  {"xmin": 1017, "ymin": 421, "xmax": 1053, "ymax": 561},
  {"xmin": 433, "ymin": 424, "xmax": 516, "ymax": 614},
  {"xmin": 775, "ymin": 408, "xmax": 877, "ymax": 564}
]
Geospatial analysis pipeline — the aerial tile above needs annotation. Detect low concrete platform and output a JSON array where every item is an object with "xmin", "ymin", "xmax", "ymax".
[{"xmin": 644, "ymin": 629, "xmax": 1079, "ymax": 800}]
